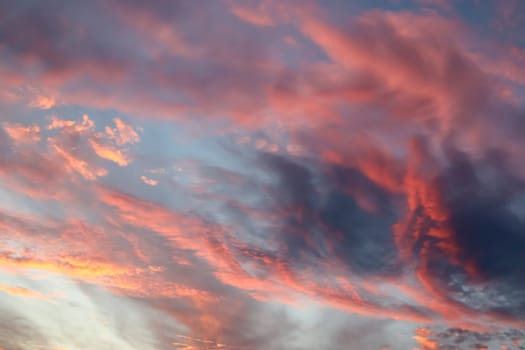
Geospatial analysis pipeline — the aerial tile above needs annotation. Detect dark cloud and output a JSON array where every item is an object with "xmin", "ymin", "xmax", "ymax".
[
  {"xmin": 237, "ymin": 144, "xmax": 525, "ymax": 322},
  {"xmin": 425, "ymin": 327, "xmax": 525, "ymax": 350},
  {"xmin": 0, "ymin": 0, "xmax": 281, "ymax": 119},
  {"xmin": 439, "ymin": 150, "xmax": 525, "ymax": 281},
  {"xmin": 258, "ymin": 151, "xmax": 400, "ymax": 275},
  {"xmin": 413, "ymin": 147, "xmax": 525, "ymax": 317},
  {"xmin": 0, "ymin": 1, "xmax": 134, "ymax": 73}
]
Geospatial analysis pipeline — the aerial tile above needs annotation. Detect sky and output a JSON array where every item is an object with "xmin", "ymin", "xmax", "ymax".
[{"xmin": 0, "ymin": 0, "xmax": 525, "ymax": 349}]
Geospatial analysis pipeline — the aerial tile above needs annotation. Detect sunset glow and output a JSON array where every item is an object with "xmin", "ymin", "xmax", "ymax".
[{"xmin": 1, "ymin": 1, "xmax": 525, "ymax": 349}]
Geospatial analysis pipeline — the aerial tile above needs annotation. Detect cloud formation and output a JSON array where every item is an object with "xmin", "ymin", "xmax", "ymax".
[{"xmin": 1, "ymin": 0, "xmax": 525, "ymax": 349}]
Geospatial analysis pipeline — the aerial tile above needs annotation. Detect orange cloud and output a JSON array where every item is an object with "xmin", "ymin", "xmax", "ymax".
[
  {"xmin": 140, "ymin": 175, "xmax": 158, "ymax": 186},
  {"xmin": 47, "ymin": 114, "xmax": 95, "ymax": 134},
  {"xmin": 0, "ymin": 284, "xmax": 51, "ymax": 301},
  {"xmin": 1, "ymin": 2, "xmax": 525, "ymax": 347},
  {"xmin": 3, "ymin": 123, "xmax": 41, "ymax": 144},
  {"xmin": 0, "ymin": 207, "xmax": 218, "ymax": 302},
  {"xmin": 29, "ymin": 95, "xmax": 56, "ymax": 109},
  {"xmin": 413, "ymin": 335, "xmax": 438, "ymax": 350},
  {"xmin": 0, "ymin": 255, "xmax": 131, "ymax": 279},
  {"xmin": 89, "ymin": 139, "xmax": 130, "ymax": 166},
  {"xmin": 104, "ymin": 118, "xmax": 140, "ymax": 146},
  {"xmin": 52, "ymin": 143, "xmax": 107, "ymax": 180}
]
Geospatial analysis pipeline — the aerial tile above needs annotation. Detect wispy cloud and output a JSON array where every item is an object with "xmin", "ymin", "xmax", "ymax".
[{"xmin": 1, "ymin": 0, "xmax": 525, "ymax": 349}]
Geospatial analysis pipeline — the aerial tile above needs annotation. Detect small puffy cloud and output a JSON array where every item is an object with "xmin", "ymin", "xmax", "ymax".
[
  {"xmin": 28, "ymin": 95, "xmax": 56, "ymax": 110},
  {"xmin": 105, "ymin": 118, "xmax": 140, "ymax": 146},
  {"xmin": 140, "ymin": 175, "xmax": 158, "ymax": 186},
  {"xmin": 89, "ymin": 139, "xmax": 130, "ymax": 166},
  {"xmin": 46, "ymin": 115, "xmax": 140, "ymax": 167},
  {"xmin": 413, "ymin": 335, "xmax": 438, "ymax": 350},
  {"xmin": 47, "ymin": 114, "xmax": 95, "ymax": 134}
]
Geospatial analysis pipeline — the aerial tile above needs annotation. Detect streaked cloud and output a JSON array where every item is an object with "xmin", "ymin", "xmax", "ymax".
[{"xmin": 1, "ymin": 0, "xmax": 525, "ymax": 349}]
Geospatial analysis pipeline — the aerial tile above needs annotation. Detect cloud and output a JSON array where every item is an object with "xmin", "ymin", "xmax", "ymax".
[
  {"xmin": 411, "ymin": 327, "xmax": 525, "ymax": 350},
  {"xmin": 89, "ymin": 139, "xmax": 131, "ymax": 166},
  {"xmin": 0, "ymin": 284, "xmax": 51, "ymax": 301},
  {"xmin": 141, "ymin": 176, "xmax": 158, "ymax": 186},
  {"xmin": 28, "ymin": 95, "xmax": 56, "ymax": 109},
  {"xmin": 52, "ymin": 142, "xmax": 108, "ymax": 180},
  {"xmin": 0, "ymin": 115, "xmax": 143, "ymax": 203},
  {"xmin": 47, "ymin": 114, "xmax": 95, "ymax": 134},
  {"xmin": 1, "ymin": 0, "xmax": 525, "ymax": 349},
  {"xmin": 229, "ymin": 1, "xmax": 275, "ymax": 27},
  {"xmin": 3, "ymin": 123, "xmax": 41, "ymax": 144},
  {"xmin": 105, "ymin": 118, "xmax": 141, "ymax": 146},
  {"xmin": 0, "ymin": 307, "xmax": 50, "ymax": 350}
]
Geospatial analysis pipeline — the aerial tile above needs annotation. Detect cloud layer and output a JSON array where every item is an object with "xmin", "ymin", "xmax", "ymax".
[{"xmin": 1, "ymin": 0, "xmax": 525, "ymax": 349}]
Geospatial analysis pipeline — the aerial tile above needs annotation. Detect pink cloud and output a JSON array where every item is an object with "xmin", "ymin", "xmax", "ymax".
[
  {"xmin": 3, "ymin": 123, "xmax": 41, "ymax": 144},
  {"xmin": 28, "ymin": 94, "xmax": 56, "ymax": 110},
  {"xmin": 0, "ymin": 284, "xmax": 52, "ymax": 301},
  {"xmin": 105, "ymin": 118, "xmax": 140, "ymax": 146},
  {"xmin": 1, "ymin": 1, "xmax": 525, "ymax": 349},
  {"xmin": 89, "ymin": 139, "xmax": 130, "ymax": 166},
  {"xmin": 140, "ymin": 175, "xmax": 158, "ymax": 186}
]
